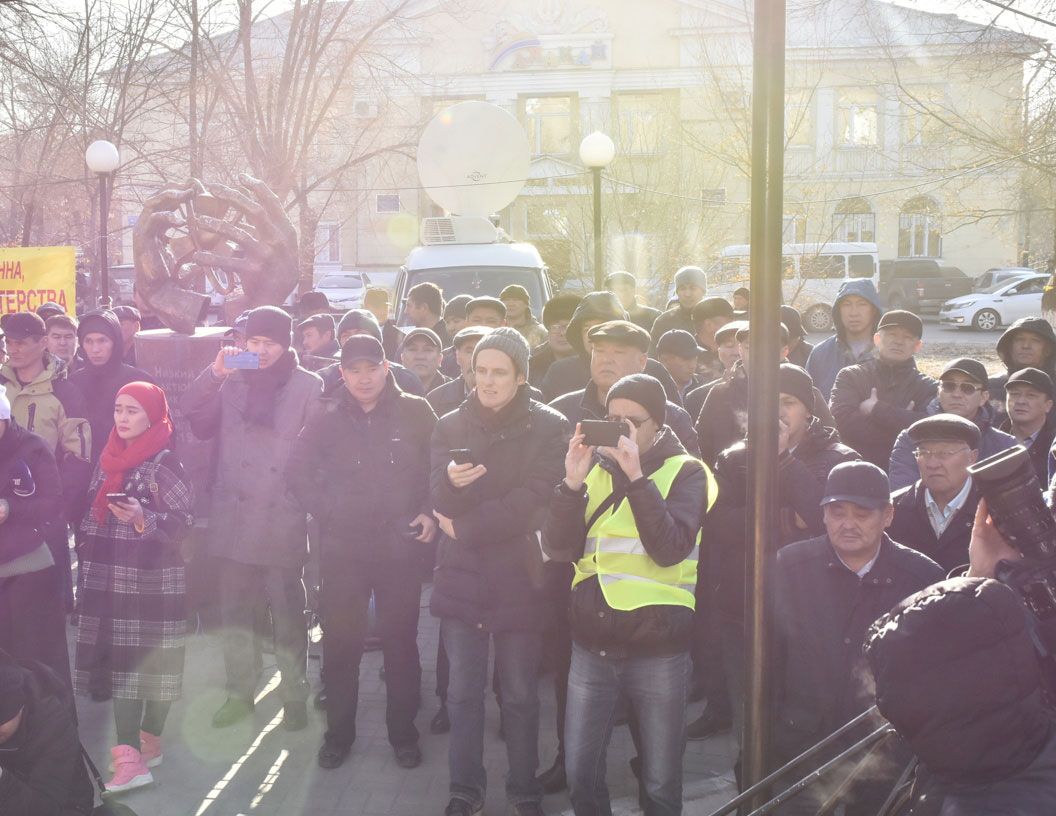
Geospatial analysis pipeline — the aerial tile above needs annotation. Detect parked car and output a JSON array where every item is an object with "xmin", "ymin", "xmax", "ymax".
[
  {"xmin": 314, "ymin": 270, "xmax": 370, "ymax": 310},
  {"xmin": 878, "ymin": 258, "xmax": 974, "ymax": 313},
  {"xmin": 973, "ymin": 267, "xmax": 1036, "ymax": 291},
  {"xmin": 939, "ymin": 273, "xmax": 1048, "ymax": 331}
]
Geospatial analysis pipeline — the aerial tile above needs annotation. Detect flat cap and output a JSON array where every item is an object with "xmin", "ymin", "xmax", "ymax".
[
  {"xmin": 907, "ymin": 414, "xmax": 981, "ymax": 449},
  {"xmin": 691, "ymin": 297, "xmax": 735, "ymax": 324},
  {"xmin": 715, "ymin": 319, "xmax": 748, "ymax": 343},
  {"xmin": 586, "ymin": 320, "xmax": 651, "ymax": 353}
]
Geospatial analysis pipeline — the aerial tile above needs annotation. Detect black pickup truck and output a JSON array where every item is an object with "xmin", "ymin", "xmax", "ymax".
[{"xmin": 878, "ymin": 259, "xmax": 974, "ymax": 313}]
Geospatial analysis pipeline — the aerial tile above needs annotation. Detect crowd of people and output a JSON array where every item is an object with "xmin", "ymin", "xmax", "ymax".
[{"xmin": 1, "ymin": 269, "xmax": 1056, "ymax": 816}]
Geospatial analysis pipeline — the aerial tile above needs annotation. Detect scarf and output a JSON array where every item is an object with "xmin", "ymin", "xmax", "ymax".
[
  {"xmin": 243, "ymin": 349, "xmax": 298, "ymax": 427},
  {"xmin": 92, "ymin": 382, "xmax": 174, "ymax": 522}
]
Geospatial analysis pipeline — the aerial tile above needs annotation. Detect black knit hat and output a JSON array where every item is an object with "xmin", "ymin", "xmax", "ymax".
[
  {"xmin": 336, "ymin": 309, "xmax": 382, "ymax": 343},
  {"xmin": 779, "ymin": 305, "xmax": 805, "ymax": 339},
  {"xmin": 778, "ymin": 364, "xmax": 815, "ymax": 414},
  {"xmin": 606, "ymin": 373, "xmax": 666, "ymax": 426},
  {"xmin": 245, "ymin": 306, "xmax": 293, "ymax": 347}
]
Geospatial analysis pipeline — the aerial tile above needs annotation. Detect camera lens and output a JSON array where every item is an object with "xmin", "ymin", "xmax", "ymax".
[{"xmin": 968, "ymin": 445, "xmax": 1056, "ymax": 562}]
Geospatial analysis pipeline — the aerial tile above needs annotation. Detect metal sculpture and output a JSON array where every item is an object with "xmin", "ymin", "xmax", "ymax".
[{"xmin": 132, "ymin": 174, "xmax": 299, "ymax": 333}]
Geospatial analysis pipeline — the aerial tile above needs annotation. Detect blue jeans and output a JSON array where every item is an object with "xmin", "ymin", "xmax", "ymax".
[
  {"xmin": 441, "ymin": 618, "xmax": 543, "ymax": 808},
  {"xmin": 565, "ymin": 643, "xmax": 691, "ymax": 816}
]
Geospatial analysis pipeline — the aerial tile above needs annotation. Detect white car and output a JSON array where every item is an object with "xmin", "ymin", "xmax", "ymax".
[
  {"xmin": 314, "ymin": 270, "xmax": 369, "ymax": 310},
  {"xmin": 939, "ymin": 273, "xmax": 1048, "ymax": 331}
]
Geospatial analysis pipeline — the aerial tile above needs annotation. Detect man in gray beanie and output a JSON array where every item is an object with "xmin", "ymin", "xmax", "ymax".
[
  {"xmin": 649, "ymin": 265, "xmax": 708, "ymax": 353},
  {"xmin": 429, "ymin": 324, "xmax": 569, "ymax": 816}
]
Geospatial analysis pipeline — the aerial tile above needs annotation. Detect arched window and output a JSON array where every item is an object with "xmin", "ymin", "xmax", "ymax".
[
  {"xmin": 898, "ymin": 196, "xmax": 942, "ymax": 258},
  {"xmin": 832, "ymin": 196, "xmax": 875, "ymax": 242}
]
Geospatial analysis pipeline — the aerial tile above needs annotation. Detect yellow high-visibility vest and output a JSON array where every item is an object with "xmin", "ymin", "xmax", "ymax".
[{"xmin": 573, "ymin": 454, "xmax": 716, "ymax": 611}]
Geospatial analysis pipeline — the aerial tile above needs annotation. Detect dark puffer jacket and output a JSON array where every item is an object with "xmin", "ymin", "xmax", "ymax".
[
  {"xmin": 866, "ymin": 578, "xmax": 1055, "ymax": 808},
  {"xmin": 541, "ymin": 429, "xmax": 711, "ymax": 658},
  {"xmin": 830, "ymin": 356, "xmax": 937, "ymax": 468},
  {"xmin": 709, "ymin": 419, "xmax": 859, "ymax": 618},
  {"xmin": 0, "ymin": 421, "xmax": 61, "ymax": 569},
  {"xmin": 429, "ymin": 386, "xmax": 568, "ymax": 632},
  {"xmin": 68, "ymin": 310, "xmax": 154, "ymax": 463},
  {"xmin": 772, "ymin": 534, "xmax": 943, "ymax": 762},
  {"xmin": 0, "ymin": 656, "xmax": 94, "ymax": 815},
  {"xmin": 286, "ymin": 376, "xmax": 436, "ymax": 564}
]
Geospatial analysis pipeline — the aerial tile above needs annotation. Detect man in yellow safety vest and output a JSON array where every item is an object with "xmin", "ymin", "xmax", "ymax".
[{"xmin": 542, "ymin": 373, "xmax": 716, "ymax": 816}]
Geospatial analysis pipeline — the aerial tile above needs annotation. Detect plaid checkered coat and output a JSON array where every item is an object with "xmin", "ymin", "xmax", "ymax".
[{"xmin": 74, "ymin": 450, "xmax": 194, "ymax": 701}]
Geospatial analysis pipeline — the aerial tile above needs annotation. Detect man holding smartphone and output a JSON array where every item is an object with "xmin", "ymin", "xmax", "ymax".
[
  {"xmin": 182, "ymin": 306, "xmax": 322, "ymax": 732},
  {"xmin": 287, "ymin": 335, "xmax": 437, "ymax": 770},
  {"xmin": 542, "ymin": 373, "xmax": 714, "ymax": 815}
]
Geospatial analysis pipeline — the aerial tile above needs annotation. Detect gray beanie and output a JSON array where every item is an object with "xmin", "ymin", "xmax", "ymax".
[
  {"xmin": 674, "ymin": 265, "xmax": 707, "ymax": 290},
  {"xmin": 472, "ymin": 326, "xmax": 530, "ymax": 377}
]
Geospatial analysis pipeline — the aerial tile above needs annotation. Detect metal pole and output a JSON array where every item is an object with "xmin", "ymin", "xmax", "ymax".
[
  {"xmin": 743, "ymin": 0, "xmax": 785, "ymax": 800},
  {"xmin": 593, "ymin": 166, "xmax": 603, "ymax": 289},
  {"xmin": 98, "ymin": 172, "xmax": 111, "ymax": 308}
]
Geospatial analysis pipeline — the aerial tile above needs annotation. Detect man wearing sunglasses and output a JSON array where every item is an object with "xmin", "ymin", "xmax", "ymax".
[
  {"xmin": 887, "ymin": 415, "xmax": 982, "ymax": 572},
  {"xmin": 888, "ymin": 357, "xmax": 1016, "ymax": 490}
]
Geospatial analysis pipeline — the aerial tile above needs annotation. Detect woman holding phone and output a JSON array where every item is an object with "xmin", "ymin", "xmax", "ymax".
[{"xmin": 74, "ymin": 381, "xmax": 193, "ymax": 794}]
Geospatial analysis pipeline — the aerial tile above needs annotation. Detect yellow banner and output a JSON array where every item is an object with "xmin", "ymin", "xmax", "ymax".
[{"xmin": 0, "ymin": 246, "xmax": 76, "ymax": 315}]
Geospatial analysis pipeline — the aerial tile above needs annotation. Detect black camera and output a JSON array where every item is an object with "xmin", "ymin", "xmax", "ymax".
[{"xmin": 968, "ymin": 445, "xmax": 1056, "ymax": 563}]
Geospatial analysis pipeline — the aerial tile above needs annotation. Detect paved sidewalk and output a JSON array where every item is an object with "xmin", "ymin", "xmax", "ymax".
[{"xmin": 75, "ymin": 586, "xmax": 737, "ymax": 816}]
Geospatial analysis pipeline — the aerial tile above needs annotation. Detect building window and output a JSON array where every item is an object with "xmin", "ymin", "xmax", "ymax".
[
  {"xmin": 315, "ymin": 222, "xmax": 340, "ymax": 264},
  {"xmin": 786, "ymin": 91, "xmax": 813, "ymax": 148},
  {"xmin": 837, "ymin": 90, "xmax": 879, "ymax": 147},
  {"xmin": 615, "ymin": 93, "xmax": 662, "ymax": 154},
  {"xmin": 901, "ymin": 87, "xmax": 946, "ymax": 147},
  {"xmin": 376, "ymin": 194, "xmax": 401, "ymax": 214},
  {"xmin": 898, "ymin": 196, "xmax": 942, "ymax": 258},
  {"xmin": 832, "ymin": 197, "xmax": 876, "ymax": 242},
  {"xmin": 524, "ymin": 96, "xmax": 574, "ymax": 156}
]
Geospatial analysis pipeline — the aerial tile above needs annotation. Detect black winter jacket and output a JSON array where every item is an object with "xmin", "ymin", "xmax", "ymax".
[
  {"xmin": 709, "ymin": 420, "xmax": 859, "ymax": 618},
  {"xmin": 0, "ymin": 422, "xmax": 61, "ymax": 569},
  {"xmin": 866, "ymin": 578, "xmax": 1056, "ymax": 813},
  {"xmin": 998, "ymin": 414, "xmax": 1056, "ymax": 484},
  {"xmin": 648, "ymin": 305, "xmax": 695, "ymax": 354},
  {"xmin": 0, "ymin": 658, "xmax": 93, "ymax": 815},
  {"xmin": 830, "ymin": 356, "xmax": 936, "ymax": 467},
  {"xmin": 695, "ymin": 363, "xmax": 836, "ymax": 465},
  {"xmin": 427, "ymin": 377, "xmax": 470, "ymax": 420},
  {"xmin": 549, "ymin": 381, "xmax": 699, "ymax": 455},
  {"xmin": 888, "ymin": 479, "xmax": 981, "ymax": 573},
  {"xmin": 541, "ymin": 429, "xmax": 711, "ymax": 658},
  {"xmin": 429, "ymin": 386, "xmax": 568, "ymax": 631},
  {"xmin": 286, "ymin": 377, "xmax": 436, "ymax": 563},
  {"xmin": 68, "ymin": 310, "xmax": 154, "ymax": 463},
  {"xmin": 772, "ymin": 534, "xmax": 943, "ymax": 762}
]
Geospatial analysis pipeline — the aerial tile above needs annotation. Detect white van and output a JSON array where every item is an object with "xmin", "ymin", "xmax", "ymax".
[{"xmin": 707, "ymin": 242, "xmax": 879, "ymax": 332}]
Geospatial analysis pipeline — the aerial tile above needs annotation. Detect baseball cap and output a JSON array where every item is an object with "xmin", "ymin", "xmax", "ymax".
[
  {"xmin": 340, "ymin": 335, "xmax": 385, "ymax": 366},
  {"xmin": 297, "ymin": 313, "xmax": 335, "ymax": 334},
  {"xmin": 1005, "ymin": 367, "xmax": 1055, "ymax": 399},
  {"xmin": 0, "ymin": 312, "xmax": 46, "ymax": 340},
  {"xmin": 656, "ymin": 329, "xmax": 704, "ymax": 358},
  {"xmin": 877, "ymin": 310, "xmax": 924, "ymax": 339},
  {"xmin": 941, "ymin": 357, "xmax": 989, "ymax": 386},
  {"xmin": 401, "ymin": 327, "xmax": 442, "ymax": 349},
  {"xmin": 821, "ymin": 461, "xmax": 892, "ymax": 510}
]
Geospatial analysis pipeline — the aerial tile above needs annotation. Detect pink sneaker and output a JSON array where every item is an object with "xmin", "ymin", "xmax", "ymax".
[
  {"xmin": 105, "ymin": 745, "xmax": 153, "ymax": 793},
  {"xmin": 139, "ymin": 730, "xmax": 163, "ymax": 768}
]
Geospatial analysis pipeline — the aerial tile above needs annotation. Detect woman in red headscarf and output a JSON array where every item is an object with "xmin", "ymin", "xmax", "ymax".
[{"xmin": 74, "ymin": 381, "xmax": 193, "ymax": 795}]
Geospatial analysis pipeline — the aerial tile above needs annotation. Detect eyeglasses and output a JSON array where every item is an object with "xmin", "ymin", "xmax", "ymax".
[
  {"xmin": 606, "ymin": 415, "xmax": 650, "ymax": 428},
  {"xmin": 940, "ymin": 381, "xmax": 983, "ymax": 395},
  {"xmin": 912, "ymin": 446, "xmax": 970, "ymax": 461}
]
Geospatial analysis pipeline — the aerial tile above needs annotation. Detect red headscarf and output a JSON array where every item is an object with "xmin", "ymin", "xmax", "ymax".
[{"xmin": 92, "ymin": 381, "xmax": 174, "ymax": 522}]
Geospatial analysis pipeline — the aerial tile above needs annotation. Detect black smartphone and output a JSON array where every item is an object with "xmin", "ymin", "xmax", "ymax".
[
  {"xmin": 403, "ymin": 521, "xmax": 425, "ymax": 541},
  {"xmin": 106, "ymin": 492, "xmax": 131, "ymax": 504},
  {"xmin": 449, "ymin": 448, "xmax": 474, "ymax": 465},
  {"xmin": 581, "ymin": 420, "xmax": 625, "ymax": 448}
]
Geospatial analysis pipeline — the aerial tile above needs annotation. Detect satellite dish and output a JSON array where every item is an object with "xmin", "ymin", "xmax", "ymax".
[{"xmin": 417, "ymin": 101, "xmax": 530, "ymax": 217}]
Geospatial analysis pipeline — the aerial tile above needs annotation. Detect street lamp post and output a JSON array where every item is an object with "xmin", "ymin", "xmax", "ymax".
[
  {"xmin": 579, "ymin": 131, "xmax": 615, "ymax": 289},
  {"xmin": 85, "ymin": 140, "xmax": 120, "ymax": 308}
]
